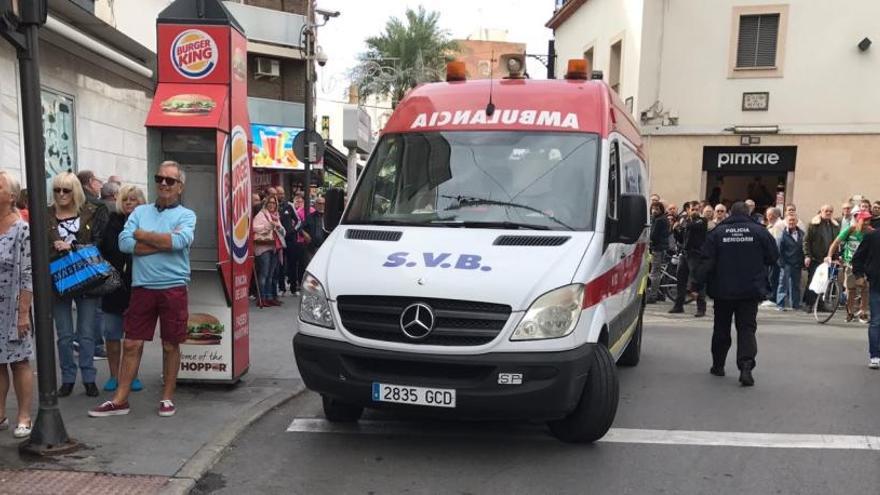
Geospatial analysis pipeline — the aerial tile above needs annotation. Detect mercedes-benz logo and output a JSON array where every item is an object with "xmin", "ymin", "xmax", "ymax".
[{"xmin": 399, "ymin": 302, "xmax": 436, "ymax": 340}]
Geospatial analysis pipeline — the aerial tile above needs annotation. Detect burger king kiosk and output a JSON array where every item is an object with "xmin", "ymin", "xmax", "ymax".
[{"xmin": 144, "ymin": 0, "xmax": 251, "ymax": 383}]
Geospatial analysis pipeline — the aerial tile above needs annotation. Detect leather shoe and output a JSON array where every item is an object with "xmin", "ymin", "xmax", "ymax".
[
  {"xmin": 739, "ymin": 369, "xmax": 755, "ymax": 387},
  {"xmin": 58, "ymin": 383, "xmax": 74, "ymax": 397},
  {"xmin": 84, "ymin": 383, "xmax": 100, "ymax": 397},
  {"xmin": 710, "ymin": 366, "xmax": 725, "ymax": 377},
  {"xmin": 694, "ymin": 311, "xmax": 706, "ymax": 318},
  {"xmin": 668, "ymin": 306, "xmax": 684, "ymax": 314}
]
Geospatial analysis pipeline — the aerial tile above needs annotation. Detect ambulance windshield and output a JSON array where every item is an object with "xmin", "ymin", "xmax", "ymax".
[{"xmin": 345, "ymin": 131, "xmax": 600, "ymax": 231}]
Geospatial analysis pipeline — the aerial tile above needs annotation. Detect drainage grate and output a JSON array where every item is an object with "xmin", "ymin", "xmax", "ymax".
[{"xmin": 0, "ymin": 469, "xmax": 169, "ymax": 495}]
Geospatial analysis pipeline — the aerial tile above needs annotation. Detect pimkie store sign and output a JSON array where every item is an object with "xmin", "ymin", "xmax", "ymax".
[{"xmin": 702, "ymin": 146, "xmax": 797, "ymax": 172}]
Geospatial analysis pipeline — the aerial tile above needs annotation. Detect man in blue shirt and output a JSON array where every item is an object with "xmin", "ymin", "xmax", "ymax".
[{"xmin": 90, "ymin": 161, "xmax": 196, "ymax": 418}]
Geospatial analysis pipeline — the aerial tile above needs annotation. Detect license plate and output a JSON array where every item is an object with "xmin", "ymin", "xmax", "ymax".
[{"xmin": 372, "ymin": 382, "xmax": 456, "ymax": 408}]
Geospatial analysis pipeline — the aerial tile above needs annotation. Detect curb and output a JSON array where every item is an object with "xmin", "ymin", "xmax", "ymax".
[{"xmin": 158, "ymin": 383, "xmax": 307, "ymax": 495}]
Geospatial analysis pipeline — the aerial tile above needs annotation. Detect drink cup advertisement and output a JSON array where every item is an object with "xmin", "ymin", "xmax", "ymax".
[{"xmin": 252, "ymin": 124, "xmax": 323, "ymax": 170}]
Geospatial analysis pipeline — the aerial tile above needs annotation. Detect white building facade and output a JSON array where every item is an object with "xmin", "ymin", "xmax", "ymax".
[
  {"xmin": 0, "ymin": 0, "xmax": 156, "ymax": 193},
  {"xmin": 549, "ymin": 0, "xmax": 880, "ymax": 215}
]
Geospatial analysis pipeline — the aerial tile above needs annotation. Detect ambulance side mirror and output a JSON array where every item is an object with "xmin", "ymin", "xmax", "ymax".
[
  {"xmin": 617, "ymin": 194, "xmax": 648, "ymax": 244},
  {"xmin": 324, "ymin": 188, "xmax": 345, "ymax": 232}
]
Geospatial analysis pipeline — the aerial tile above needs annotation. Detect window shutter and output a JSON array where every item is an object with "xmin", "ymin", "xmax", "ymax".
[{"xmin": 736, "ymin": 14, "xmax": 780, "ymax": 68}]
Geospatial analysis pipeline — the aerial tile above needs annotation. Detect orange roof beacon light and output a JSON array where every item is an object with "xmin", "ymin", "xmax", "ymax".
[
  {"xmin": 446, "ymin": 61, "xmax": 467, "ymax": 82},
  {"xmin": 565, "ymin": 59, "xmax": 589, "ymax": 80}
]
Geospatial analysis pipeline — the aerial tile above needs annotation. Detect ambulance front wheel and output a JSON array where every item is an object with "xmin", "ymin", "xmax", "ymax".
[
  {"xmin": 322, "ymin": 395, "xmax": 364, "ymax": 422},
  {"xmin": 548, "ymin": 344, "xmax": 619, "ymax": 443}
]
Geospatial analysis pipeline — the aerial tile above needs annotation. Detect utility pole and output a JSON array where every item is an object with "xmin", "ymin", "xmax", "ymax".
[
  {"xmin": 301, "ymin": 0, "xmax": 314, "ymax": 224},
  {"xmin": 0, "ymin": 0, "xmax": 77, "ymax": 454}
]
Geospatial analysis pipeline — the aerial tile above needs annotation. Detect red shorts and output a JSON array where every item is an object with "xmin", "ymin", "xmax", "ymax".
[{"xmin": 123, "ymin": 286, "xmax": 188, "ymax": 344}]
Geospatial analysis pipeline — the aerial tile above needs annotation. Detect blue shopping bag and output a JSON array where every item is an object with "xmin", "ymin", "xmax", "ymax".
[{"xmin": 49, "ymin": 244, "xmax": 112, "ymax": 298}]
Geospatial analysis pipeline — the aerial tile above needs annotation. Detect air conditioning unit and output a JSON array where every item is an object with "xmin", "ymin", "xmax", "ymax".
[{"xmin": 255, "ymin": 57, "xmax": 280, "ymax": 79}]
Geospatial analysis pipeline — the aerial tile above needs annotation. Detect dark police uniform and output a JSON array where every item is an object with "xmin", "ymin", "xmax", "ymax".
[{"xmin": 694, "ymin": 213, "xmax": 779, "ymax": 381}]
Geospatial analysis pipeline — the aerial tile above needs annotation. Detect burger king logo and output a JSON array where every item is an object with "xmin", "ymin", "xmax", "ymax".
[
  {"xmin": 229, "ymin": 126, "xmax": 251, "ymax": 264},
  {"xmin": 219, "ymin": 135, "xmax": 232, "ymax": 257},
  {"xmin": 171, "ymin": 29, "xmax": 218, "ymax": 79}
]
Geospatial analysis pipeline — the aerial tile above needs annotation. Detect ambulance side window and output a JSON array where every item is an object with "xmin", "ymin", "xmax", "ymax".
[{"xmin": 370, "ymin": 137, "xmax": 402, "ymax": 215}]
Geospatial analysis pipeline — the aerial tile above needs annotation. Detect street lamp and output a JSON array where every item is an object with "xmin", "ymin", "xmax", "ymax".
[{"xmin": 0, "ymin": 0, "xmax": 77, "ymax": 455}]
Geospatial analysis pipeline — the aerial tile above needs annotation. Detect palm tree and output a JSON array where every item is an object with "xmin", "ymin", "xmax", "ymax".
[{"xmin": 352, "ymin": 6, "xmax": 459, "ymax": 107}]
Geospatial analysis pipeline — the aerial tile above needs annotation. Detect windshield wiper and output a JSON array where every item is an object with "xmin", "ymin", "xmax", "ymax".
[
  {"xmin": 429, "ymin": 219, "xmax": 551, "ymax": 230},
  {"xmin": 440, "ymin": 195, "xmax": 575, "ymax": 231}
]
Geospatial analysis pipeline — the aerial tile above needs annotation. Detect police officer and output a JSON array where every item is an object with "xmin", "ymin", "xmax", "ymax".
[{"xmin": 693, "ymin": 201, "xmax": 779, "ymax": 386}]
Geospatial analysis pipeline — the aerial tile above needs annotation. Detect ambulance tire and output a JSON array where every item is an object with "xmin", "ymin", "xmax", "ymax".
[
  {"xmin": 548, "ymin": 344, "xmax": 619, "ymax": 443},
  {"xmin": 617, "ymin": 300, "xmax": 644, "ymax": 367},
  {"xmin": 322, "ymin": 395, "xmax": 364, "ymax": 422}
]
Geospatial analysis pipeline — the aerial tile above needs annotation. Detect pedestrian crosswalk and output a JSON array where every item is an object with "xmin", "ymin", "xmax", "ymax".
[{"xmin": 286, "ymin": 418, "xmax": 880, "ymax": 451}]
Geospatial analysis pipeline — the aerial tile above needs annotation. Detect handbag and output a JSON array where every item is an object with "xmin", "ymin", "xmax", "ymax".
[
  {"xmin": 808, "ymin": 262, "xmax": 831, "ymax": 294},
  {"xmin": 49, "ymin": 244, "xmax": 112, "ymax": 298},
  {"xmin": 85, "ymin": 265, "xmax": 123, "ymax": 297}
]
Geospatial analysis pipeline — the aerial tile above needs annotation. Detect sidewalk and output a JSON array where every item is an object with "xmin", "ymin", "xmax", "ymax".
[{"xmin": 0, "ymin": 296, "xmax": 303, "ymax": 494}]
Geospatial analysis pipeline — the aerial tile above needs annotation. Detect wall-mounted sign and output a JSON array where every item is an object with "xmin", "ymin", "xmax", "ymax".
[
  {"xmin": 251, "ymin": 124, "xmax": 323, "ymax": 170},
  {"xmin": 742, "ymin": 92, "xmax": 769, "ymax": 111},
  {"xmin": 343, "ymin": 104, "xmax": 373, "ymax": 154},
  {"xmin": 42, "ymin": 88, "xmax": 77, "ymax": 198},
  {"xmin": 702, "ymin": 146, "xmax": 796, "ymax": 172}
]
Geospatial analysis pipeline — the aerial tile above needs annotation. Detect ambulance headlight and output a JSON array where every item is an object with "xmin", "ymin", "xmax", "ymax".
[
  {"xmin": 511, "ymin": 284, "xmax": 584, "ymax": 340},
  {"xmin": 299, "ymin": 272, "xmax": 335, "ymax": 329}
]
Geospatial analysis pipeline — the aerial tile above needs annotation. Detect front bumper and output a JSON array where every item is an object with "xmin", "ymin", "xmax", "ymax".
[{"xmin": 293, "ymin": 333, "xmax": 595, "ymax": 421}]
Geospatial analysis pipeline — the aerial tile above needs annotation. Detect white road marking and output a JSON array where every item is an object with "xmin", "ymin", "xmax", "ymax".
[{"xmin": 286, "ymin": 419, "xmax": 880, "ymax": 451}]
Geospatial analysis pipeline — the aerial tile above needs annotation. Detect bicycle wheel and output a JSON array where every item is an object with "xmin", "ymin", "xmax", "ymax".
[
  {"xmin": 813, "ymin": 281, "xmax": 841, "ymax": 324},
  {"xmin": 659, "ymin": 270, "xmax": 678, "ymax": 302}
]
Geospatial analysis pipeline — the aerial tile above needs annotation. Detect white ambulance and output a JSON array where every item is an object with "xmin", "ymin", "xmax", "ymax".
[{"xmin": 294, "ymin": 58, "xmax": 649, "ymax": 442}]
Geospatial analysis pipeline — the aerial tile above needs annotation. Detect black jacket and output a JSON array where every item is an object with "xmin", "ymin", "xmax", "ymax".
[
  {"xmin": 852, "ymin": 229, "xmax": 880, "ymax": 285},
  {"xmin": 676, "ymin": 215, "xmax": 708, "ymax": 254},
  {"xmin": 649, "ymin": 214, "xmax": 670, "ymax": 252},
  {"xmin": 98, "ymin": 212, "xmax": 132, "ymax": 314},
  {"xmin": 304, "ymin": 212, "xmax": 327, "ymax": 251},
  {"xmin": 278, "ymin": 201, "xmax": 299, "ymax": 241},
  {"xmin": 694, "ymin": 214, "xmax": 779, "ymax": 300},
  {"xmin": 777, "ymin": 227, "xmax": 805, "ymax": 268}
]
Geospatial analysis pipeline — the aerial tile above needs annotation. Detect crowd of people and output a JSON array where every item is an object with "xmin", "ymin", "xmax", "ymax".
[
  {"xmin": 250, "ymin": 186, "xmax": 327, "ymax": 308},
  {"xmin": 0, "ymin": 162, "xmax": 199, "ymax": 436},
  {"xmin": 647, "ymin": 192, "xmax": 880, "ymax": 369}
]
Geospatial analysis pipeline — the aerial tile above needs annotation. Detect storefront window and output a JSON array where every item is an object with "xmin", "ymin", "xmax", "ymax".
[{"xmin": 41, "ymin": 88, "xmax": 77, "ymax": 186}]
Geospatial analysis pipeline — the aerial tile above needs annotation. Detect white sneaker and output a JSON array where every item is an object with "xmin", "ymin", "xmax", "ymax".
[
  {"xmin": 13, "ymin": 422, "xmax": 32, "ymax": 438},
  {"xmin": 760, "ymin": 300, "xmax": 776, "ymax": 308},
  {"xmin": 869, "ymin": 358, "xmax": 880, "ymax": 369}
]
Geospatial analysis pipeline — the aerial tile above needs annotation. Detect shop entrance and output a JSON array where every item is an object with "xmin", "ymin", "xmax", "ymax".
[
  {"xmin": 705, "ymin": 173, "xmax": 784, "ymax": 211},
  {"xmin": 701, "ymin": 145, "xmax": 797, "ymax": 213}
]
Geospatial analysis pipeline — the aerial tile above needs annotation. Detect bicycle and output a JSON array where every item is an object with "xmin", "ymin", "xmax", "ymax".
[
  {"xmin": 813, "ymin": 263, "xmax": 842, "ymax": 324},
  {"xmin": 813, "ymin": 263, "xmax": 865, "ymax": 324},
  {"xmin": 658, "ymin": 252, "xmax": 681, "ymax": 302}
]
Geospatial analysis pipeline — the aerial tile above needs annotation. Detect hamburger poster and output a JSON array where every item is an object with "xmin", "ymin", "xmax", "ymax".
[{"xmin": 178, "ymin": 277, "xmax": 233, "ymax": 379}]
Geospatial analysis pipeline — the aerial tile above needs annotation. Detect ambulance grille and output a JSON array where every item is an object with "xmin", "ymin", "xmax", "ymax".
[
  {"xmin": 345, "ymin": 229, "xmax": 403, "ymax": 241},
  {"xmin": 493, "ymin": 235, "xmax": 570, "ymax": 246},
  {"xmin": 336, "ymin": 295, "xmax": 511, "ymax": 346}
]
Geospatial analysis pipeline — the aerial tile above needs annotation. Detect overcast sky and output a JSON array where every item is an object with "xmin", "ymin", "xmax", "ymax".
[{"xmin": 313, "ymin": 0, "xmax": 555, "ymax": 104}]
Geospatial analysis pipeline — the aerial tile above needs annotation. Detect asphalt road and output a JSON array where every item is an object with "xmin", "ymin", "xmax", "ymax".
[{"xmin": 193, "ymin": 304, "xmax": 880, "ymax": 495}]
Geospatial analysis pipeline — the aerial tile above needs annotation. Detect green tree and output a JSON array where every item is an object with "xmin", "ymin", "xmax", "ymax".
[{"xmin": 353, "ymin": 6, "xmax": 458, "ymax": 107}]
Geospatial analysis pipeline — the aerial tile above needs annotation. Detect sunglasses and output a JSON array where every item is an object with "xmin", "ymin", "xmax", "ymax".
[
  {"xmin": 154, "ymin": 175, "xmax": 180, "ymax": 186},
  {"xmin": 53, "ymin": 187, "xmax": 72, "ymax": 194}
]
